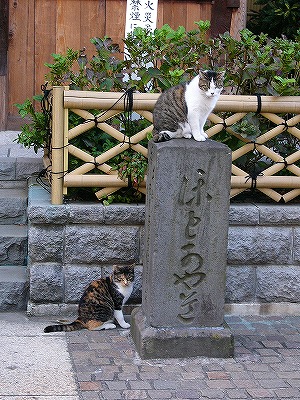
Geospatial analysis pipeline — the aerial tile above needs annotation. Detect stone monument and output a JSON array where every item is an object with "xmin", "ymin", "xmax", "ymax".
[{"xmin": 131, "ymin": 139, "xmax": 234, "ymax": 359}]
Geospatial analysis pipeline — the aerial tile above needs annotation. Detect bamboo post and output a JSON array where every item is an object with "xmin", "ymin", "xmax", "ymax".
[
  {"xmin": 51, "ymin": 86, "xmax": 65, "ymax": 204},
  {"xmin": 63, "ymin": 86, "xmax": 69, "ymax": 195}
]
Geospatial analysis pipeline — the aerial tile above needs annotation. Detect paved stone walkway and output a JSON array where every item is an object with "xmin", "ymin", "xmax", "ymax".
[{"xmin": 66, "ymin": 314, "xmax": 300, "ymax": 400}]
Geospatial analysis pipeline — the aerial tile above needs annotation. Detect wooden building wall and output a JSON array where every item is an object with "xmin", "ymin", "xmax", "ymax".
[{"xmin": 3, "ymin": 0, "xmax": 245, "ymax": 129}]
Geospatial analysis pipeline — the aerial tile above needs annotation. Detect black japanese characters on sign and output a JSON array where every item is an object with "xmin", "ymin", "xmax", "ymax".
[
  {"xmin": 175, "ymin": 170, "xmax": 211, "ymax": 323},
  {"xmin": 126, "ymin": 0, "xmax": 157, "ymax": 34}
]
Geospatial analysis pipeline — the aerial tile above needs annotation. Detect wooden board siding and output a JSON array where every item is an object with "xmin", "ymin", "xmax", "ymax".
[
  {"xmin": 0, "ymin": 0, "xmax": 9, "ymax": 130},
  {"xmin": 6, "ymin": 0, "xmax": 243, "ymax": 129},
  {"xmin": 247, "ymin": 0, "xmax": 262, "ymax": 14},
  {"xmin": 8, "ymin": 0, "xmax": 35, "ymax": 128}
]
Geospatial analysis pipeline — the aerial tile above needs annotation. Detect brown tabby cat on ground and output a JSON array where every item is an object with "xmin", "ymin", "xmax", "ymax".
[{"xmin": 44, "ymin": 265, "xmax": 134, "ymax": 333}]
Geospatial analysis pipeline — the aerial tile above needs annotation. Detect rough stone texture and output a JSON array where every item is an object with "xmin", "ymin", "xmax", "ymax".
[
  {"xmin": 28, "ymin": 225, "xmax": 64, "ymax": 263},
  {"xmin": 27, "ymin": 301, "xmax": 77, "ymax": 316},
  {"xmin": 64, "ymin": 265, "xmax": 103, "ymax": 302},
  {"xmin": 103, "ymin": 204, "xmax": 145, "ymax": 225},
  {"xmin": 0, "ymin": 225, "xmax": 27, "ymax": 266},
  {"xmin": 27, "ymin": 183, "xmax": 300, "ymax": 315},
  {"xmin": 0, "ymin": 157, "xmax": 43, "ymax": 181},
  {"xmin": 0, "ymin": 188, "xmax": 27, "ymax": 224},
  {"xmin": 30, "ymin": 263, "xmax": 64, "ymax": 303},
  {"xmin": 228, "ymin": 226, "xmax": 292, "ymax": 265},
  {"xmin": 16, "ymin": 157, "xmax": 43, "ymax": 180},
  {"xmin": 259, "ymin": 204, "xmax": 300, "ymax": 225},
  {"xmin": 0, "ymin": 283, "xmax": 28, "ymax": 310},
  {"xmin": 28, "ymin": 204, "xmax": 70, "ymax": 225},
  {"xmin": 291, "ymin": 228, "xmax": 300, "ymax": 263},
  {"xmin": 225, "ymin": 266, "xmax": 256, "ymax": 302},
  {"xmin": 131, "ymin": 265, "xmax": 143, "ymax": 303},
  {"xmin": 0, "ymin": 158, "xmax": 16, "ymax": 180},
  {"xmin": 68, "ymin": 203, "xmax": 105, "ymax": 224},
  {"xmin": 256, "ymin": 266, "xmax": 300, "ymax": 302},
  {"xmin": 0, "ymin": 151, "xmax": 43, "ymax": 311},
  {"xmin": 229, "ymin": 204, "xmax": 259, "ymax": 226},
  {"xmin": 142, "ymin": 140, "xmax": 232, "ymax": 329},
  {"xmin": 0, "ymin": 266, "xmax": 28, "ymax": 310},
  {"xmin": 131, "ymin": 139, "xmax": 234, "ymax": 359},
  {"xmin": 64, "ymin": 226, "xmax": 139, "ymax": 264},
  {"xmin": 131, "ymin": 308, "xmax": 234, "ymax": 359}
]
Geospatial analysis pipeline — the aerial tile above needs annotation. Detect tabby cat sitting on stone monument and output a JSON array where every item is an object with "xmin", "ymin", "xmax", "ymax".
[
  {"xmin": 44, "ymin": 265, "xmax": 134, "ymax": 332},
  {"xmin": 152, "ymin": 69, "xmax": 224, "ymax": 143}
]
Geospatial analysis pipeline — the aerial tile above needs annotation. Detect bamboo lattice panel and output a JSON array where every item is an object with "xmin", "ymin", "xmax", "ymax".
[
  {"xmin": 65, "ymin": 106, "xmax": 152, "ymax": 200},
  {"xmin": 49, "ymin": 88, "xmax": 300, "ymax": 204},
  {"xmin": 206, "ymin": 111, "xmax": 300, "ymax": 202}
]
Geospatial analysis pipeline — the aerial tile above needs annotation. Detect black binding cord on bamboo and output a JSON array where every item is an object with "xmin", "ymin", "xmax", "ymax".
[
  {"xmin": 215, "ymin": 118, "xmax": 228, "ymax": 129},
  {"xmin": 245, "ymin": 170, "xmax": 264, "ymax": 191},
  {"xmin": 279, "ymin": 118, "xmax": 297, "ymax": 130},
  {"xmin": 81, "ymin": 88, "xmax": 136, "ymax": 128},
  {"xmin": 276, "ymin": 158, "xmax": 292, "ymax": 169},
  {"xmin": 36, "ymin": 167, "xmax": 52, "ymax": 193},
  {"xmin": 51, "ymin": 143, "xmax": 70, "ymax": 151},
  {"xmin": 255, "ymin": 94, "xmax": 262, "ymax": 114},
  {"xmin": 86, "ymin": 157, "xmax": 103, "ymax": 168},
  {"xmin": 121, "ymin": 87, "xmax": 139, "ymax": 148}
]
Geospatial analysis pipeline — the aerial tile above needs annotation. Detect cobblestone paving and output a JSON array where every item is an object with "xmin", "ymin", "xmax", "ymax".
[{"xmin": 67, "ymin": 315, "xmax": 300, "ymax": 400}]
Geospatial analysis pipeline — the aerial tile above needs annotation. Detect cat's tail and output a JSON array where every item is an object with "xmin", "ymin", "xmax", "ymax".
[{"xmin": 44, "ymin": 319, "xmax": 84, "ymax": 333}]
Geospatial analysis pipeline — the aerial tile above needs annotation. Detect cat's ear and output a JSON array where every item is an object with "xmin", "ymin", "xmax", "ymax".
[
  {"xmin": 216, "ymin": 70, "xmax": 225, "ymax": 81},
  {"xmin": 198, "ymin": 69, "xmax": 207, "ymax": 78},
  {"xmin": 113, "ymin": 264, "xmax": 135, "ymax": 272},
  {"xmin": 112, "ymin": 265, "xmax": 120, "ymax": 273}
]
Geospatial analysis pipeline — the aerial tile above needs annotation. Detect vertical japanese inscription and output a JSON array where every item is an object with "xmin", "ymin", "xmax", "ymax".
[
  {"xmin": 125, "ymin": 0, "xmax": 158, "ymax": 35},
  {"xmin": 175, "ymin": 170, "xmax": 211, "ymax": 324}
]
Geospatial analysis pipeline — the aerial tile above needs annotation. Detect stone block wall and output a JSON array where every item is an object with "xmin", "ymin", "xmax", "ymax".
[
  {"xmin": 27, "ymin": 184, "xmax": 300, "ymax": 315},
  {"xmin": 27, "ymin": 184, "xmax": 144, "ymax": 315},
  {"xmin": 227, "ymin": 204, "xmax": 300, "ymax": 305}
]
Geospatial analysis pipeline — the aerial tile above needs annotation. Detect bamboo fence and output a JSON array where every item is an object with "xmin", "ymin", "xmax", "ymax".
[{"xmin": 48, "ymin": 87, "xmax": 300, "ymax": 204}]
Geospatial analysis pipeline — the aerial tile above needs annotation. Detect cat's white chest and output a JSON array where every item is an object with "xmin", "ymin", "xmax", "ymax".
[
  {"xmin": 117, "ymin": 283, "xmax": 133, "ymax": 304},
  {"xmin": 185, "ymin": 76, "xmax": 219, "ymax": 112}
]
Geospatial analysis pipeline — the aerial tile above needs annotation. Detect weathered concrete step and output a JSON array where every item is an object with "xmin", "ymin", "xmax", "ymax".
[
  {"xmin": 0, "ymin": 266, "xmax": 28, "ymax": 310},
  {"xmin": 0, "ymin": 188, "xmax": 27, "ymax": 224},
  {"xmin": 0, "ymin": 180, "xmax": 27, "ymax": 189},
  {"xmin": 0, "ymin": 225, "xmax": 27, "ymax": 266},
  {"xmin": 0, "ymin": 157, "xmax": 43, "ymax": 181}
]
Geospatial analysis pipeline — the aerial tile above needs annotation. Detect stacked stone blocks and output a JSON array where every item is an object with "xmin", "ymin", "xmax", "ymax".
[
  {"xmin": 0, "ymin": 152, "xmax": 43, "ymax": 310},
  {"xmin": 28, "ymin": 184, "xmax": 144, "ymax": 314},
  {"xmin": 227, "ymin": 204, "xmax": 300, "ymax": 304},
  {"xmin": 28, "ymin": 183, "xmax": 300, "ymax": 315}
]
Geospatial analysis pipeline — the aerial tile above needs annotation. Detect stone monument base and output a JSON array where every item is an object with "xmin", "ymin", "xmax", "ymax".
[{"xmin": 131, "ymin": 307, "xmax": 234, "ymax": 359}]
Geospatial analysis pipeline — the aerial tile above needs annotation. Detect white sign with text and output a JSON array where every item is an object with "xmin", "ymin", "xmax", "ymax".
[{"xmin": 125, "ymin": 0, "xmax": 158, "ymax": 36}]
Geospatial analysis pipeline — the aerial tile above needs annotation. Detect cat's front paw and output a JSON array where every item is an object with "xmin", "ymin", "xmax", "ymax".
[
  {"xmin": 153, "ymin": 132, "xmax": 171, "ymax": 142},
  {"xmin": 103, "ymin": 323, "xmax": 117, "ymax": 330},
  {"xmin": 119, "ymin": 321, "xmax": 130, "ymax": 329},
  {"xmin": 193, "ymin": 131, "xmax": 207, "ymax": 141}
]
